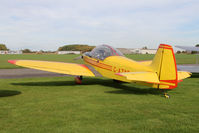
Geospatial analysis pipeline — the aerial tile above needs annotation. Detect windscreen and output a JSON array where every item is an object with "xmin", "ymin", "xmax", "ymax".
[{"xmin": 89, "ymin": 45, "xmax": 124, "ymax": 60}]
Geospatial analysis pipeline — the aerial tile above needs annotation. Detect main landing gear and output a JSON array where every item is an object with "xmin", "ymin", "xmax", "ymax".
[{"xmin": 75, "ymin": 76, "xmax": 83, "ymax": 84}]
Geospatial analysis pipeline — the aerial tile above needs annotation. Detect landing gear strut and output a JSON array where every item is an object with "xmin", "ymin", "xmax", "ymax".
[{"xmin": 75, "ymin": 76, "xmax": 83, "ymax": 84}]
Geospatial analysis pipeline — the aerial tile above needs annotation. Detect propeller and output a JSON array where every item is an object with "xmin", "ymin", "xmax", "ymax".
[{"xmin": 73, "ymin": 55, "xmax": 83, "ymax": 60}]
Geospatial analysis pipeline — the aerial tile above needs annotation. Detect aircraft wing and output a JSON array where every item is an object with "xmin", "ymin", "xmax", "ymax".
[
  {"xmin": 8, "ymin": 60, "xmax": 95, "ymax": 76},
  {"xmin": 116, "ymin": 72, "xmax": 160, "ymax": 83},
  {"xmin": 175, "ymin": 46, "xmax": 199, "ymax": 51}
]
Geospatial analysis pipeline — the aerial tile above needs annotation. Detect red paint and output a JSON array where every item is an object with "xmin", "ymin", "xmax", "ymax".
[
  {"xmin": 84, "ymin": 57, "xmax": 112, "ymax": 71},
  {"xmin": 78, "ymin": 64, "xmax": 91, "ymax": 71},
  {"xmin": 178, "ymin": 80, "xmax": 183, "ymax": 83},
  {"xmin": 170, "ymin": 43, "xmax": 178, "ymax": 89},
  {"xmin": 159, "ymin": 46, "xmax": 172, "ymax": 50},
  {"xmin": 159, "ymin": 44, "xmax": 172, "ymax": 47},
  {"xmin": 112, "ymin": 66, "xmax": 130, "ymax": 73},
  {"xmin": 160, "ymin": 80, "xmax": 177, "ymax": 83},
  {"xmin": 113, "ymin": 66, "xmax": 117, "ymax": 72},
  {"xmin": 115, "ymin": 73, "xmax": 124, "ymax": 77},
  {"xmin": 8, "ymin": 60, "xmax": 17, "ymax": 64}
]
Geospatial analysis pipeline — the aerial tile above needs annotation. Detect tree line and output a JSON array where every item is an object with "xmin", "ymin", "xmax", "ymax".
[
  {"xmin": 0, "ymin": 44, "xmax": 8, "ymax": 50},
  {"xmin": 58, "ymin": 44, "xmax": 95, "ymax": 53},
  {"xmin": 1, "ymin": 43, "xmax": 199, "ymax": 54},
  {"xmin": 0, "ymin": 44, "xmax": 95, "ymax": 53}
]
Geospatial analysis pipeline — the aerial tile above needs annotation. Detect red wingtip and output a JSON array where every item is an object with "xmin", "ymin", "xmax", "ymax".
[{"xmin": 8, "ymin": 60, "xmax": 17, "ymax": 64}]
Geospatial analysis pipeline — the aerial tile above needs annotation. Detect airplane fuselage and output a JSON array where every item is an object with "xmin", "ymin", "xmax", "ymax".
[{"xmin": 83, "ymin": 55, "xmax": 154, "ymax": 82}]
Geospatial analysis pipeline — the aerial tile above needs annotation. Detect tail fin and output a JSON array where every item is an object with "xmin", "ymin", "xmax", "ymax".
[{"xmin": 150, "ymin": 44, "xmax": 178, "ymax": 89}]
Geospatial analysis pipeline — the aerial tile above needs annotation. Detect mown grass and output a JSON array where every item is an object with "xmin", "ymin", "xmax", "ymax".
[
  {"xmin": 0, "ymin": 76, "xmax": 198, "ymax": 133},
  {"xmin": 0, "ymin": 54, "xmax": 198, "ymax": 69}
]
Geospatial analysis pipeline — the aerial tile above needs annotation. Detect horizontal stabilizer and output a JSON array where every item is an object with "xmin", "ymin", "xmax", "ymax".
[
  {"xmin": 116, "ymin": 72, "xmax": 160, "ymax": 83},
  {"xmin": 178, "ymin": 71, "xmax": 191, "ymax": 81}
]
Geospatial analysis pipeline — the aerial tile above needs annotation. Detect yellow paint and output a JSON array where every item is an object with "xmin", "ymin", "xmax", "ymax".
[
  {"xmin": 15, "ymin": 60, "xmax": 95, "ymax": 76},
  {"xmin": 83, "ymin": 44, "xmax": 191, "ymax": 89},
  {"xmin": 84, "ymin": 56, "xmax": 154, "ymax": 83},
  {"xmin": 178, "ymin": 71, "xmax": 191, "ymax": 80},
  {"xmin": 9, "ymin": 44, "xmax": 191, "ymax": 90},
  {"xmin": 118, "ymin": 72, "xmax": 160, "ymax": 83},
  {"xmin": 138, "ymin": 60, "xmax": 152, "ymax": 66}
]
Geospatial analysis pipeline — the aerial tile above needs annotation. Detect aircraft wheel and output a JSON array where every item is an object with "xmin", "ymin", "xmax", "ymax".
[
  {"xmin": 75, "ymin": 76, "xmax": 82, "ymax": 84},
  {"xmin": 164, "ymin": 93, "xmax": 170, "ymax": 99}
]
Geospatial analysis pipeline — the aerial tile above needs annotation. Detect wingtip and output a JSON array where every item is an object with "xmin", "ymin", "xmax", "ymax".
[{"xmin": 8, "ymin": 60, "xmax": 17, "ymax": 64}]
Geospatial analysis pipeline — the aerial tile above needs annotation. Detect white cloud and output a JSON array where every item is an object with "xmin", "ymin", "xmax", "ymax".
[{"xmin": 0, "ymin": 0, "xmax": 199, "ymax": 50}]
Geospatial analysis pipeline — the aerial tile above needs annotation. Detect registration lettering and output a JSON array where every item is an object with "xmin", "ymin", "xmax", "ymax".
[{"xmin": 113, "ymin": 66, "xmax": 130, "ymax": 73}]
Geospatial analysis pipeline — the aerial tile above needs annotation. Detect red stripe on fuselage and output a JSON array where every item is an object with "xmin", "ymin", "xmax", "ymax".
[{"xmin": 84, "ymin": 57, "xmax": 112, "ymax": 71}]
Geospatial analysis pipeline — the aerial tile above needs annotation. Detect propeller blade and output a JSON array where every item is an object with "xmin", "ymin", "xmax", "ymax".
[{"xmin": 73, "ymin": 55, "xmax": 83, "ymax": 60}]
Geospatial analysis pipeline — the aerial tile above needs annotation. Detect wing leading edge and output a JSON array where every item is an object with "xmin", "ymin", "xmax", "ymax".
[{"xmin": 8, "ymin": 60, "xmax": 95, "ymax": 76}]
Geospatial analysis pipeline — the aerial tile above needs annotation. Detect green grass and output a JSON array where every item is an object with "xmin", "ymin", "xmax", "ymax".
[
  {"xmin": 0, "ymin": 76, "xmax": 199, "ymax": 133},
  {"xmin": 0, "ymin": 54, "xmax": 198, "ymax": 69}
]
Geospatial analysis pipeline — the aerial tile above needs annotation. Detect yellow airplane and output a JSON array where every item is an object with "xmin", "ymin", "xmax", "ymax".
[{"xmin": 8, "ymin": 44, "xmax": 191, "ymax": 98}]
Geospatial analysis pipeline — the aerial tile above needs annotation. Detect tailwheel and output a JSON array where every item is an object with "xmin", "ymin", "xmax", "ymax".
[
  {"xmin": 75, "ymin": 76, "xmax": 83, "ymax": 84},
  {"xmin": 164, "ymin": 93, "xmax": 170, "ymax": 99},
  {"xmin": 160, "ymin": 89, "xmax": 170, "ymax": 99}
]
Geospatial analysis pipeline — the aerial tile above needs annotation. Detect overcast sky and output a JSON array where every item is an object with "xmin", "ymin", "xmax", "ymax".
[{"xmin": 0, "ymin": 0, "xmax": 199, "ymax": 50}]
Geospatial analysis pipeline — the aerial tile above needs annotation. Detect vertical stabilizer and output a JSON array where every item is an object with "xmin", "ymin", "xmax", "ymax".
[{"xmin": 151, "ymin": 44, "xmax": 178, "ymax": 89}]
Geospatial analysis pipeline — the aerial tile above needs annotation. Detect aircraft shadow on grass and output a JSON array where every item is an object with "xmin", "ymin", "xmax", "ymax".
[
  {"xmin": 0, "ymin": 90, "xmax": 21, "ymax": 97},
  {"xmin": 11, "ymin": 78, "xmax": 161, "ymax": 96},
  {"xmin": 190, "ymin": 73, "xmax": 199, "ymax": 78}
]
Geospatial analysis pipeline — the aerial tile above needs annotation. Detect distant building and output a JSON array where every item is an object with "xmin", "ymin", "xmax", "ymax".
[
  {"xmin": 117, "ymin": 48, "xmax": 132, "ymax": 54},
  {"xmin": 57, "ymin": 51, "xmax": 81, "ymax": 54},
  {"xmin": 130, "ymin": 49, "xmax": 157, "ymax": 54},
  {"xmin": 117, "ymin": 47, "xmax": 158, "ymax": 54},
  {"xmin": 0, "ymin": 50, "xmax": 22, "ymax": 54}
]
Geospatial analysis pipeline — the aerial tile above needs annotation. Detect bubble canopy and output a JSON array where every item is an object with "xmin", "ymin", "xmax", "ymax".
[{"xmin": 84, "ymin": 45, "xmax": 124, "ymax": 60}]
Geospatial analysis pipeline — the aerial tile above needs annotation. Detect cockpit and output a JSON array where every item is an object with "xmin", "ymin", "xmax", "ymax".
[{"xmin": 84, "ymin": 45, "xmax": 124, "ymax": 60}]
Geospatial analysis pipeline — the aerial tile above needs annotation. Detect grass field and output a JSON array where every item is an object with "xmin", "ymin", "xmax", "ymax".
[
  {"xmin": 0, "ymin": 75, "xmax": 198, "ymax": 133},
  {"xmin": 0, "ymin": 54, "xmax": 198, "ymax": 69},
  {"xmin": 0, "ymin": 54, "xmax": 198, "ymax": 132}
]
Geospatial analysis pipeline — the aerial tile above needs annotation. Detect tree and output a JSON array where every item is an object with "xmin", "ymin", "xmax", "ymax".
[
  {"xmin": 176, "ymin": 51, "xmax": 181, "ymax": 54},
  {"xmin": 142, "ymin": 46, "xmax": 148, "ymax": 49},
  {"xmin": 22, "ymin": 49, "xmax": 32, "ymax": 53},
  {"xmin": 58, "ymin": 44, "xmax": 95, "ymax": 53},
  {"xmin": 195, "ymin": 44, "xmax": 199, "ymax": 47},
  {"xmin": 0, "ymin": 44, "xmax": 8, "ymax": 50}
]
